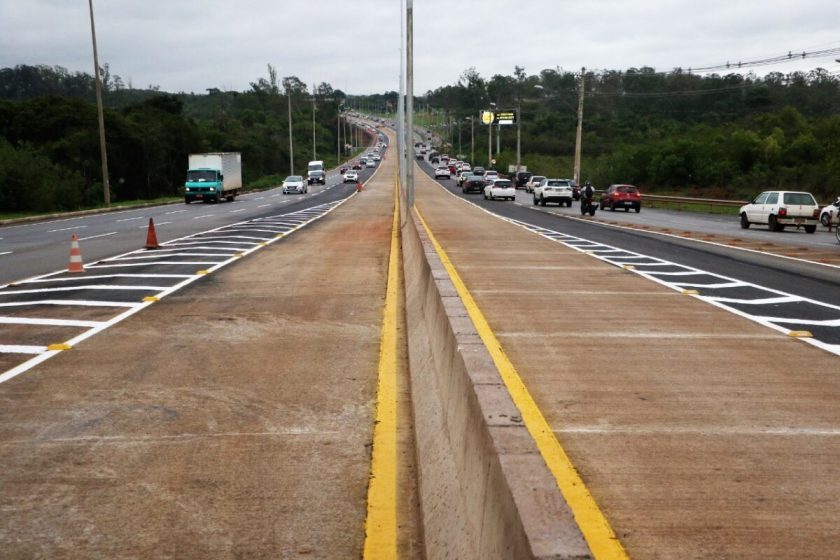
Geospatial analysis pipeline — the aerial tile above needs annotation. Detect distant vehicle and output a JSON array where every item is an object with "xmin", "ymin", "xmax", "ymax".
[
  {"xmin": 461, "ymin": 175, "xmax": 486, "ymax": 194},
  {"xmin": 343, "ymin": 170, "xmax": 359, "ymax": 183},
  {"xmin": 359, "ymin": 157, "xmax": 367, "ymax": 167},
  {"xmin": 307, "ymin": 160, "xmax": 326, "ymax": 185},
  {"xmin": 448, "ymin": 163, "xmax": 458, "ymax": 175},
  {"xmin": 366, "ymin": 159, "xmax": 376, "ymax": 168},
  {"xmin": 513, "ymin": 171, "xmax": 532, "ymax": 190},
  {"xmin": 600, "ymin": 184, "xmax": 641, "ymax": 213},
  {"xmin": 739, "ymin": 191, "xmax": 819, "ymax": 233},
  {"xmin": 484, "ymin": 179, "xmax": 515, "ymax": 201},
  {"xmin": 352, "ymin": 162, "xmax": 363, "ymax": 170},
  {"xmin": 434, "ymin": 167, "xmax": 451, "ymax": 179},
  {"xmin": 819, "ymin": 197, "xmax": 840, "ymax": 226},
  {"xmin": 457, "ymin": 171, "xmax": 471, "ymax": 187},
  {"xmin": 460, "ymin": 163, "xmax": 472, "ymax": 173},
  {"xmin": 372, "ymin": 154, "xmax": 381, "ymax": 162},
  {"xmin": 282, "ymin": 175, "xmax": 308, "ymax": 194},
  {"xmin": 525, "ymin": 175, "xmax": 545, "ymax": 193},
  {"xmin": 184, "ymin": 152, "xmax": 242, "ymax": 204},
  {"xmin": 472, "ymin": 166, "xmax": 486, "ymax": 176},
  {"xmin": 484, "ymin": 170, "xmax": 499, "ymax": 183},
  {"xmin": 339, "ymin": 166, "xmax": 348, "ymax": 174},
  {"xmin": 534, "ymin": 179, "xmax": 574, "ymax": 207}
]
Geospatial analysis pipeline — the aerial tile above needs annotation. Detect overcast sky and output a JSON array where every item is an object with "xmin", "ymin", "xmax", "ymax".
[{"xmin": 1, "ymin": 0, "xmax": 839, "ymax": 96}]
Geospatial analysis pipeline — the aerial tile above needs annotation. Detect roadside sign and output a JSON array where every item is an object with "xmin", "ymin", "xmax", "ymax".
[
  {"xmin": 480, "ymin": 110, "xmax": 494, "ymax": 125},
  {"xmin": 494, "ymin": 110, "xmax": 516, "ymax": 125},
  {"xmin": 491, "ymin": 159, "xmax": 497, "ymax": 165}
]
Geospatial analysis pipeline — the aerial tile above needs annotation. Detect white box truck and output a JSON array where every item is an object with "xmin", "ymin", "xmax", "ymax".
[
  {"xmin": 307, "ymin": 160, "xmax": 326, "ymax": 185},
  {"xmin": 184, "ymin": 152, "xmax": 243, "ymax": 203}
]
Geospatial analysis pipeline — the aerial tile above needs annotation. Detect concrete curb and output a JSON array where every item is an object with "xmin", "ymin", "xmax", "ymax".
[{"xmin": 401, "ymin": 207, "xmax": 591, "ymax": 559}]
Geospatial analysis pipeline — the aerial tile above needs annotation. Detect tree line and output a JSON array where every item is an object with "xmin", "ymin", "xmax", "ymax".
[
  {"xmin": 0, "ymin": 64, "xmax": 350, "ymax": 213},
  {"xmin": 357, "ymin": 65, "xmax": 840, "ymax": 201}
]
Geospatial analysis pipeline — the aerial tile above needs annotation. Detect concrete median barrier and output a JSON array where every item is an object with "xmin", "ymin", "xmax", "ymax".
[{"xmin": 400, "ymin": 207, "xmax": 590, "ymax": 559}]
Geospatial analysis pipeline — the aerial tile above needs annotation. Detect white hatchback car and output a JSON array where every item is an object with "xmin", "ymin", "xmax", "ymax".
[
  {"xmin": 484, "ymin": 178, "xmax": 516, "ymax": 201},
  {"xmin": 739, "ymin": 191, "xmax": 820, "ymax": 233},
  {"xmin": 819, "ymin": 197, "xmax": 840, "ymax": 227},
  {"xmin": 282, "ymin": 175, "xmax": 307, "ymax": 194},
  {"xmin": 342, "ymin": 170, "xmax": 359, "ymax": 183},
  {"xmin": 434, "ymin": 167, "xmax": 451, "ymax": 179}
]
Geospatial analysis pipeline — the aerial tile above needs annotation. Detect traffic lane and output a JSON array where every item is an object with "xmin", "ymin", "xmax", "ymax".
[
  {"xmin": 411, "ymin": 166, "xmax": 840, "ymax": 558},
  {"xmin": 426, "ymin": 170, "xmax": 840, "ymax": 307},
  {"xmin": 0, "ymin": 161, "xmax": 378, "ymax": 286},
  {"xmin": 0, "ymin": 178, "xmax": 397, "ymax": 557},
  {"xmin": 514, "ymin": 189, "xmax": 840, "ymax": 252}
]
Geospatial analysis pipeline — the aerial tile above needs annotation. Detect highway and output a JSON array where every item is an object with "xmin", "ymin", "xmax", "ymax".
[
  {"xmin": 418, "ymin": 160, "xmax": 840, "ymax": 355},
  {"xmin": 0, "ymin": 146, "xmax": 385, "ymax": 287}
]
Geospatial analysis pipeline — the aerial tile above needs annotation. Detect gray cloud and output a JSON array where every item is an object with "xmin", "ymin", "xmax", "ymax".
[{"xmin": 1, "ymin": 0, "xmax": 838, "ymax": 95}]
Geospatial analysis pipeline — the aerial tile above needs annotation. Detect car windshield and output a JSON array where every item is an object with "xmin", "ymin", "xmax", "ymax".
[
  {"xmin": 784, "ymin": 192, "xmax": 816, "ymax": 205},
  {"xmin": 187, "ymin": 170, "xmax": 217, "ymax": 182},
  {"xmin": 285, "ymin": 176, "xmax": 302, "ymax": 182}
]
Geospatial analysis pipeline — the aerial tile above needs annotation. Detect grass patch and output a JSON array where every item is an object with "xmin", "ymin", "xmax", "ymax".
[{"xmin": 643, "ymin": 199, "xmax": 740, "ymax": 216}]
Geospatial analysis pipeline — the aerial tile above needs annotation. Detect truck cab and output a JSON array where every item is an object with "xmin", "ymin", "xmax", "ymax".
[{"xmin": 307, "ymin": 160, "xmax": 326, "ymax": 185}]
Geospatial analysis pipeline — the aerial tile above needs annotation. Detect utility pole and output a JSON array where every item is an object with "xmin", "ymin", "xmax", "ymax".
[
  {"xmin": 287, "ymin": 86, "xmax": 294, "ymax": 175},
  {"xmin": 496, "ymin": 123, "xmax": 500, "ymax": 156},
  {"xmin": 312, "ymin": 86, "xmax": 317, "ymax": 161},
  {"xmin": 337, "ymin": 104, "xmax": 342, "ymax": 164},
  {"xmin": 398, "ymin": 0, "xmax": 406, "ymax": 211},
  {"xmin": 515, "ymin": 98, "xmax": 521, "ymax": 174},
  {"xmin": 469, "ymin": 117, "xmax": 474, "ymax": 164},
  {"xmin": 574, "ymin": 67, "xmax": 585, "ymax": 185},
  {"xmin": 406, "ymin": 0, "xmax": 414, "ymax": 208},
  {"xmin": 87, "ymin": 0, "xmax": 110, "ymax": 207}
]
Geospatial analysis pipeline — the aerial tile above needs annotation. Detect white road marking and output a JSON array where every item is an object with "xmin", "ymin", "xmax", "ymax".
[
  {"xmin": 0, "ymin": 317, "xmax": 104, "ymax": 328},
  {"xmin": 79, "ymin": 232, "xmax": 118, "ymax": 241},
  {"xmin": 229, "ymin": 209, "xmax": 247, "ymax": 213},
  {"xmin": 258, "ymin": 204, "xmax": 271, "ymax": 208},
  {"xmin": 116, "ymin": 216, "xmax": 144, "ymax": 223},
  {"xmin": 48, "ymin": 225, "xmax": 87, "ymax": 233},
  {"xmin": 165, "ymin": 210, "xmax": 187, "ymax": 215},
  {"xmin": 0, "ymin": 345, "xmax": 46, "ymax": 355},
  {"xmin": 138, "ymin": 221, "xmax": 171, "ymax": 228},
  {"xmin": 193, "ymin": 214, "xmax": 215, "ymax": 219},
  {"xmin": 0, "ymin": 251, "xmax": 12, "ymax": 257}
]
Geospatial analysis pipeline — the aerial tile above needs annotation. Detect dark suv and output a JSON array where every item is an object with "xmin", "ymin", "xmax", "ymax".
[
  {"xmin": 513, "ymin": 172, "xmax": 532, "ymax": 190},
  {"xmin": 462, "ymin": 175, "xmax": 486, "ymax": 194},
  {"xmin": 600, "ymin": 184, "xmax": 641, "ymax": 212}
]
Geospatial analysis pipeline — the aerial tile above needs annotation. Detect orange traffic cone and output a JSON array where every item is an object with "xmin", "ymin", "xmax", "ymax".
[
  {"xmin": 68, "ymin": 234, "xmax": 84, "ymax": 273},
  {"xmin": 357, "ymin": 182, "xmax": 364, "ymax": 192},
  {"xmin": 144, "ymin": 218, "xmax": 160, "ymax": 250}
]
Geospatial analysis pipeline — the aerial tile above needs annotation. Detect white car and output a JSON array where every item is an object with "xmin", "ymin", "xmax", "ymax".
[
  {"xmin": 484, "ymin": 179, "xmax": 516, "ymax": 201},
  {"xmin": 372, "ymin": 154, "xmax": 381, "ymax": 162},
  {"xmin": 525, "ymin": 175, "xmax": 546, "ymax": 193},
  {"xmin": 434, "ymin": 167, "xmax": 451, "ymax": 179},
  {"xmin": 534, "ymin": 179, "xmax": 574, "ymax": 207},
  {"xmin": 484, "ymin": 170, "xmax": 499, "ymax": 182},
  {"xmin": 366, "ymin": 159, "xmax": 376, "ymax": 168},
  {"xmin": 739, "ymin": 190, "xmax": 819, "ymax": 233},
  {"xmin": 461, "ymin": 164, "xmax": 472, "ymax": 173},
  {"xmin": 342, "ymin": 171, "xmax": 359, "ymax": 183},
  {"xmin": 282, "ymin": 175, "xmax": 307, "ymax": 194},
  {"xmin": 819, "ymin": 197, "xmax": 840, "ymax": 227}
]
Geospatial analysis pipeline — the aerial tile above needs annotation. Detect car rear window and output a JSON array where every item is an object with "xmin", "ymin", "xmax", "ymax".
[
  {"xmin": 547, "ymin": 181, "xmax": 570, "ymax": 186},
  {"xmin": 783, "ymin": 193, "xmax": 816, "ymax": 205},
  {"xmin": 494, "ymin": 181, "xmax": 512, "ymax": 187},
  {"xmin": 617, "ymin": 186, "xmax": 638, "ymax": 193}
]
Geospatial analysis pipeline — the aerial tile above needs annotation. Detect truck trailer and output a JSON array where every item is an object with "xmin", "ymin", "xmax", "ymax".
[{"xmin": 184, "ymin": 152, "xmax": 242, "ymax": 203}]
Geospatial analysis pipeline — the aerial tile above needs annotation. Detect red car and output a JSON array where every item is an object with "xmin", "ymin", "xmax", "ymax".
[
  {"xmin": 339, "ymin": 166, "xmax": 348, "ymax": 174},
  {"xmin": 352, "ymin": 162, "xmax": 362, "ymax": 170},
  {"xmin": 600, "ymin": 184, "xmax": 641, "ymax": 213}
]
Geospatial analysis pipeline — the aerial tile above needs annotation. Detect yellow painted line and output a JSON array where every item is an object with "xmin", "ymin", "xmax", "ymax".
[
  {"xmin": 143, "ymin": 296, "xmax": 159, "ymax": 302},
  {"xmin": 788, "ymin": 330, "xmax": 813, "ymax": 338},
  {"xmin": 47, "ymin": 343, "xmax": 71, "ymax": 351},
  {"xmin": 363, "ymin": 176, "xmax": 400, "ymax": 559},
  {"xmin": 415, "ymin": 208, "xmax": 629, "ymax": 560}
]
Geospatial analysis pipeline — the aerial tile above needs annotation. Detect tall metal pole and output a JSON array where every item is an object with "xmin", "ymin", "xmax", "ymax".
[
  {"xmin": 287, "ymin": 88, "xmax": 294, "ymax": 175},
  {"xmin": 87, "ymin": 0, "xmax": 110, "ymax": 207},
  {"xmin": 470, "ymin": 117, "xmax": 474, "ymax": 164},
  {"xmin": 496, "ymin": 124, "xmax": 500, "ymax": 155},
  {"xmin": 574, "ymin": 67, "xmax": 585, "ymax": 185},
  {"xmin": 312, "ymin": 86, "xmax": 317, "ymax": 161},
  {"xmin": 337, "ymin": 106, "xmax": 341, "ymax": 164},
  {"xmin": 406, "ymin": 0, "xmax": 414, "ymax": 208},
  {"xmin": 398, "ymin": 0, "xmax": 406, "ymax": 212},
  {"xmin": 488, "ymin": 120, "xmax": 492, "ymax": 167},
  {"xmin": 516, "ymin": 99, "xmax": 521, "ymax": 174}
]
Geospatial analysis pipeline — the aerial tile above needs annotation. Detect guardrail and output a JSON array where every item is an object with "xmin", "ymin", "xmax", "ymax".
[{"xmin": 640, "ymin": 194, "xmax": 746, "ymax": 214}]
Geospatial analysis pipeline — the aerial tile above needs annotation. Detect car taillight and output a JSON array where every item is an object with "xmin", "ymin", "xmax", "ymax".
[
  {"xmin": 813, "ymin": 208, "xmax": 820, "ymax": 218},
  {"xmin": 778, "ymin": 207, "xmax": 787, "ymax": 217}
]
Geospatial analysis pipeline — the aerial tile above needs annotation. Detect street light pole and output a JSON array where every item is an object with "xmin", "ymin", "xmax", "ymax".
[
  {"xmin": 469, "ymin": 116, "xmax": 474, "ymax": 164},
  {"xmin": 516, "ymin": 98, "xmax": 521, "ymax": 174},
  {"xmin": 287, "ymin": 86, "xmax": 294, "ymax": 175},
  {"xmin": 574, "ymin": 67, "xmax": 585, "ymax": 185},
  {"xmin": 406, "ymin": 0, "xmax": 414, "ymax": 208},
  {"xmin": 87, "ymin": 0, "xmax": 110, "ymax": 207},
  {"xmin": 488, "ymin": 102, "xmax": 496, "ymax": 167},
  {"xmin": 312, "ymin": 86, "xmax": 317, "ymax": 161}
]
